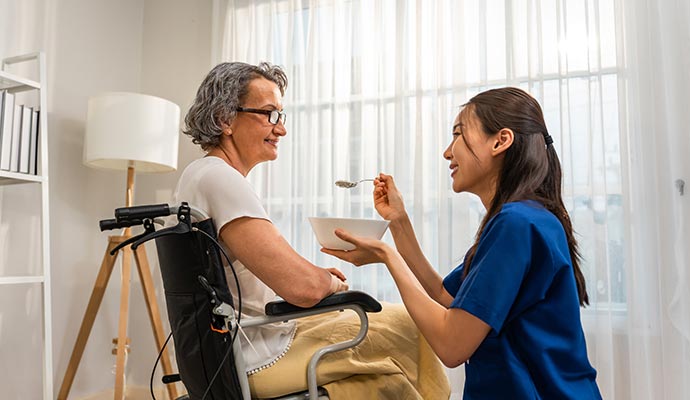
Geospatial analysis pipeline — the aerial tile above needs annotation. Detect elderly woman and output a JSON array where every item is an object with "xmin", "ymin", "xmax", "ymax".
[{"xmin": 174, "ymin": 62, "xmax": 450, "ymax": 399}]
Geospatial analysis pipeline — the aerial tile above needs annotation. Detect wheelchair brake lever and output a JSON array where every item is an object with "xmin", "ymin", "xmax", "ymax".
[
  {"xmin": 124, "ymin": 204, "xmax": 196, "ymax": 252},
  {"xmin": 107, "ymin": 203, "xmax": 198, "ymax": 254},
  {"xmin": 110, "ymin": 219, "xmax": 157, "ymax": 255},
  {"xmin": 129, "ymin": 221, "xmax": 192, "ymax": 251},
  {"xmin": 99, "ymin": 218, "xmax": 144, "ymax": 232}
]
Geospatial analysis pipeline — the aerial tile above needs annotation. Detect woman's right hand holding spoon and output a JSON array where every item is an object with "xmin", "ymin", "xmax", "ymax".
[{"xmin": 373, "ymin": 173, "xmax": 407, "ymax": 222}]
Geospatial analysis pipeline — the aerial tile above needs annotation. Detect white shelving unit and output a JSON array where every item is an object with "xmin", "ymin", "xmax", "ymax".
[{"xmin": 0, "ymin": 52, "xmax": 52, "ymax": 400}]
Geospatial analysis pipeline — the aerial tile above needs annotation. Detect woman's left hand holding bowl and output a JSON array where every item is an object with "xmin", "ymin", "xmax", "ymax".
[{"xmin": 320, "ymin": 229, "xmax": 392, "ymax": 266}]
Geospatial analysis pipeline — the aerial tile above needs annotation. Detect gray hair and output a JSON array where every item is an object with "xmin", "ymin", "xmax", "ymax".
[{"xmin": 183, "ymin": 62, "xmax": 288, "ymax": 151}]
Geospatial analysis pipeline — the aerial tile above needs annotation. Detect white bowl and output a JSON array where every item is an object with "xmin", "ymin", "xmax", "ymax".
[{"xmin": 308, "ymin": 217, "xmax": 390, "ymax": 250}]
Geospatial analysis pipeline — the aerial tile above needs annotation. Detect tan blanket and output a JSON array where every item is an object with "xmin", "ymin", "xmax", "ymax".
[{"xmin": 249, "ymin": 303, "xmax": 450, "ymax": 400}]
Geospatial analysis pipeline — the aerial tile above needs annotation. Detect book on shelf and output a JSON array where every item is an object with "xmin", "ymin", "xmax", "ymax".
[
  {"xmin": 29, "ymin": 109, "xmax": 39, "ymax": 175},
  {"xmin": 9, "ymin": 104, "xmax": 22, "ymax": 172},
  {"xmin": 18, "ymin": 105, "xmax": 32, "ymax": 174},
  {"xmin": 0, "ymin": 90, "xmax": 15, "ymax": 170},
  {"xmin": 0, "ymin": 90, "xmax": 4, "ymax": 168}
]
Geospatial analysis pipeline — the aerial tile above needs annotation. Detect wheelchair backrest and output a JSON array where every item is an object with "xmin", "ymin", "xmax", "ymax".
[{"xmin": 154, "ymin": 217, "xmax": 244, "ymax": 399}]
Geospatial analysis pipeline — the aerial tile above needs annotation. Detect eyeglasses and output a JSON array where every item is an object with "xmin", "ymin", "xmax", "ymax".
[{"xmin": 236, "ymin": 107, "xmax": 286, "ymax": 125}]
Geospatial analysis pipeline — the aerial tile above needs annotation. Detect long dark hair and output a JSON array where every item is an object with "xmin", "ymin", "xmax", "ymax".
[{"xmin": 461, "ymin": 87, "xmax": 589, "ymax": 306}]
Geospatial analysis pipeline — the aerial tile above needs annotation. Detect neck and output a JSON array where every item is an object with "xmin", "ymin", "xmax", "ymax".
[
  {"xmin": 478, "ymin": 192, "xmax": 493, "ymax": 211},
  {"xmin": 476, "ymin": 178, "xmax": 498, "ymax": 211},
  {"xmin": 476, "ymin": 165, "xmax": 503, "ymax": 210},
  {"xmin": 208, "ymin": 142, "xmax": 250, "ymax": 176}
]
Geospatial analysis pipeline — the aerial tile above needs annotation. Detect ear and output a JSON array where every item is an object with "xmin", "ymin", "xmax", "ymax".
[
  {"xmin": 491, "ymin": 128, "xmax": 514, "ymax": 156},
  {"xmin": 221, "ymin": 121, "xmax": 233, "ymax": 137}
]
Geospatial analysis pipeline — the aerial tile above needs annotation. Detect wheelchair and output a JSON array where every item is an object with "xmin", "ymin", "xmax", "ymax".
[{"xmin": 100, "ymin": 202, "xmax": 382, "ymax": 400}]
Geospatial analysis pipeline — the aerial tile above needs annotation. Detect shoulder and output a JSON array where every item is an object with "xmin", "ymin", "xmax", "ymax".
[
  {"xmin": 176, "ymin": 157, "xmax": 270, "ymax": 232},
  {"xmin": 176, "ymin": 157, "xmax": 263, "ymax": 208},
  {"xmin": 484, "ymin": 201, "xmax": 570, "ymax": 264},
  {"xmin": 179, "ymin": 157, "xmax": 254, "ymax": 192},
  {"xmin": 186, "ymin": 156, "xmax": 245, "ymax": 181},
  {"xmin": 478, "ymin": 201, "xmax": 566, "ymax": 249},
  {"xmin": 487, "ymin": 200, "xmax": 560, "ymax": 234}
]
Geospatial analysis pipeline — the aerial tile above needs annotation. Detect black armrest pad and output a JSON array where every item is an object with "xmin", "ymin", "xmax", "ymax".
[{"xmin": 265, "ymin": 290, "xmax": 382, "ymax": 316}]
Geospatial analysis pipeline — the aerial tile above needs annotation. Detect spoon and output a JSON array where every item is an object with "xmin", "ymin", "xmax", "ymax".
[{"xmin": 335, "ymin": 179, "xmax": 375, "ymax": 188}]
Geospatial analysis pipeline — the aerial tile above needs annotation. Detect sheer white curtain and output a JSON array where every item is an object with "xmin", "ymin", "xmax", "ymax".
[
  {"xmin": 615, "ymin": 0, "xmax": 690, "ymax": 399},
  {"xmin": 217, "ymin": 0, "xmax": 689, "ymax": 398}
]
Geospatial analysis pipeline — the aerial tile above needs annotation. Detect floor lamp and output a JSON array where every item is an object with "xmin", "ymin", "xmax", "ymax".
[{"xmin": 58, "ymin": 92, "xmax": 180, "ymax": 400}]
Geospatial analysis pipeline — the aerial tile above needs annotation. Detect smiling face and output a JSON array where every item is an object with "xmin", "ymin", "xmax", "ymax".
[
  {"xmin": 224, "ymin": 77, "xmax": 286, "ymax": 173},
  {"xmin": 443, "ymin": 106, "xmax": 508, "ymax": 205}
]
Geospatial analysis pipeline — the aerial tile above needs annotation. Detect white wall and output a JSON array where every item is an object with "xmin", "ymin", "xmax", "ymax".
[
  {"xmin": 127, "ymin": 0, "xmax": 213, "ymax": 394},
  {"xmin": 0, "ymin": 0, "xmax": 212, "ymax": 398},
  {"xmin": 138, "ymin": 0, "xmax": 213, "ymax": 196},
  {"xmin": 49, "ymin": 0, "xmax": 145, "ymax": 396}
]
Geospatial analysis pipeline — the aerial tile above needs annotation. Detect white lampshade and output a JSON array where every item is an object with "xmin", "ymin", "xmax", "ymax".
[{"xmin": 83, "ymin": 92, "xmax": 180, "ymax": 173}]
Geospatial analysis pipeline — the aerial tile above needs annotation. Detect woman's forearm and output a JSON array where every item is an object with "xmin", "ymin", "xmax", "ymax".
[
  {"xmin": 382, "ymin": 248, "xmax": 487, "ymax": 367},
  {"xmin": 388, "ymin": 214, "xmax": 451, "ymax": 306}
]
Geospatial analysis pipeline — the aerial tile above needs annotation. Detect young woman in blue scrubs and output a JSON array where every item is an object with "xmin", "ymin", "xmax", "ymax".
[{"xmin": 323, "ymin": 87, "xmax": 602, "ymax": 399}]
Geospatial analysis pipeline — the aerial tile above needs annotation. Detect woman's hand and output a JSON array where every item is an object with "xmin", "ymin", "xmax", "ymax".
[
  {"xmin": 326, "ymin": 267, "xmax": 349, "ymax": 293},
  {"xmin": 320, "ymin": 228, "xmax": 392, "ymax": 266},
  {"xmin": 328, "ymin": 272, "xmax": 349, "ymax": 293},
  {"xmin": 326, "ymin": 267, "xmax": 347, "ymax": 282},
  {"xmin": 373, "ymin": 173, "xmax": 407, "ymax": 222}
]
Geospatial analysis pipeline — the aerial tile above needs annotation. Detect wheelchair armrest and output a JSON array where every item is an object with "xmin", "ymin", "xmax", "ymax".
[
  {"xmin": 238, "ymin": 290, "xmax": 381, "ymax": 399},
  {"xmin": 264, "ymin": 290, "xmax": 382, "ymax": 316}
]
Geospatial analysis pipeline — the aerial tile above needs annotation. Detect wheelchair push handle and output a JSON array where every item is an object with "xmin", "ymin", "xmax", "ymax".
[
  {"xmin": 99, "ymin": 203, "xmax": 211, "ymax": 232},
  {"xmin": 99, "ymin": 203, "xmax": 171, "ymax": 232},
  {"xmin": 99, "ymin": 202, "xmax": 214, "ymax": 255},
  {"xmin": 115, "ymin": 203, "xmax": 209, "ymax": 222},
  {"xmin": 115, "ymin": 203, "xmax": 171, "ymax": 222}
]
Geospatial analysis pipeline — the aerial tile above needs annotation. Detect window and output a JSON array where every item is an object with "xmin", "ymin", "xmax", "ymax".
[{"xmin": 226, "ymin": 0, "xmax": 625, "ymax": 307}]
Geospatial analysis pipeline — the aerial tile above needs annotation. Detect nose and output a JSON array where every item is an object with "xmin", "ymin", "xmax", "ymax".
[
  {"xmin": 443, "ymin": 140, "xmax": 453, "ymax": 161},
  {"xmin": 273, "ymin": 119, "xmax": 287, "ymax": 136}
]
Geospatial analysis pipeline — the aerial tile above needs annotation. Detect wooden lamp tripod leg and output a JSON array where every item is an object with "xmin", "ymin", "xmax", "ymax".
[
  {"xmin": 57, "ymin": 237, "xmax": 180, "ymax": 400},
  {"xmin": 57, "ymin": 238, "xmax": 120, "ymax": 400},
  {"xmin": 113, "ymin": 242, "xmax": 132, "ymax": 400},
  {"xmin": 59, "ymin": 168, "xmax": 179, "ymax": 399}
]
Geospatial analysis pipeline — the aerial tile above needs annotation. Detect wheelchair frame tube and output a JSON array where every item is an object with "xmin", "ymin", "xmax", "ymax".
[
  {"xmin": 306, "ymin": 306, "xmax": 368, "ymax": 399},
  {"xmin": 232, "ymin": 331, "xmax": 252, "ymax": 400},
  {"xmin": 237, "ymin": 304, "xmax": 370, "ymax": 399}
]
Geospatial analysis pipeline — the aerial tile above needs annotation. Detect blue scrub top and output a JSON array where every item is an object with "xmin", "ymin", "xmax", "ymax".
[{"xmin": 443, "ymin": 201, "xmax": 602, "ymax": 399}]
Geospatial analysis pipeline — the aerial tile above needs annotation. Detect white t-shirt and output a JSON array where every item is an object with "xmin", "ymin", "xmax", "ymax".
[{"xmin": 173, "ymin": 156, "xmax": 296, "ymax": 374}]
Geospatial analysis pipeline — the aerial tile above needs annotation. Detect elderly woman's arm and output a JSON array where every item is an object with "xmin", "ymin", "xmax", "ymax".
[{"xmin": 220, "ymin": 216, "xmax": 347, "ymax": 308}]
